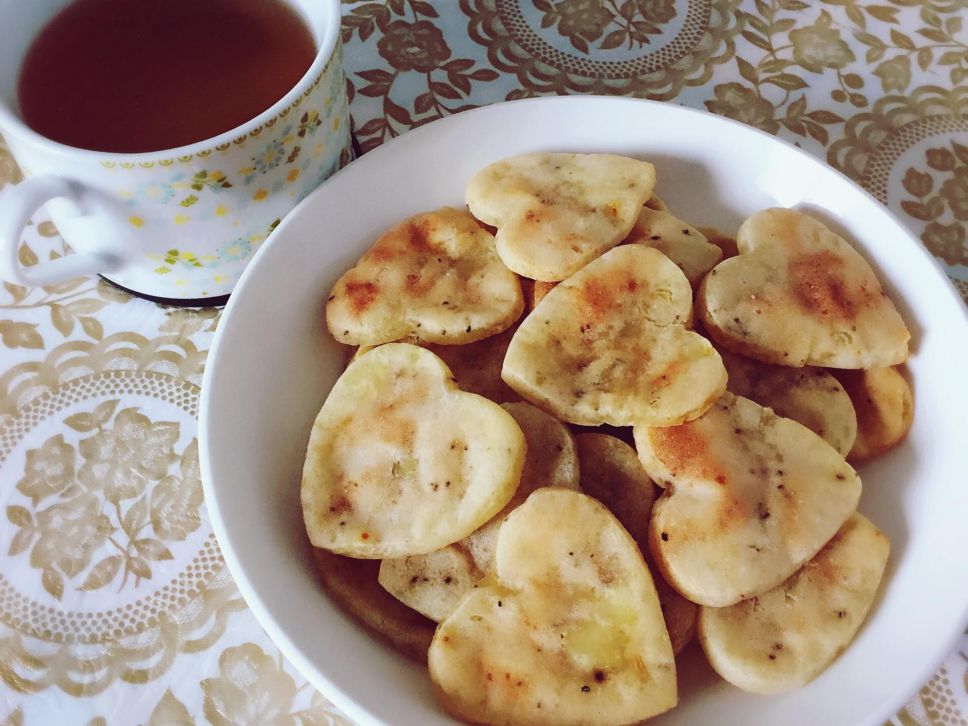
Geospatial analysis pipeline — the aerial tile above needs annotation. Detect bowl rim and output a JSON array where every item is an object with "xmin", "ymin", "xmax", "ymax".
[{"xmin": 199, "ymin": 95, "xmax": 968, "ymax": 726}]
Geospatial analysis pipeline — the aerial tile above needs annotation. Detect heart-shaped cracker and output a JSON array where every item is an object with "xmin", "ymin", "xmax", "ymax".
[
  {"xmin": 429, "ymin": 489, "xmax": 677, "ymax": 726},
  {"xmin": 353, "ymin": 329, "xmax": 520, "ymax": 404},
  {"xmin": 466, "ymin": 153, "xmax": 656, "ymax": 281},
  {"xmin": 575, "ymin": 433, "xmax": 697, "ymax": 655},
  {"xmin": 326, "ymin": 207, "xmax": 523, "ymax": 346},
  {"xmin": 698, "ymin": 226, "xmax": 739, "ymax": 259},
  {"xmin": 624, "ymin": 207, "xmax": 723, "ymax": 286},
  {"xmin": 379, "ymin": 401, "xmax": 580, "ymax": 621},
  {"xmin": 301, "ymin": 343, "xmax": 525, "ymax": 558},
  {"xmin": 424, "ymin": 328, "xmax": 520, "ymax": 404},
  {"xmin": 698, "ymin": 513, "xmax": 889, "ymax": 693},
  {"xmin": 832, "ymin": 366, "xmax": 913, "ymax": 462},
  {"xmin": 521, "ymin": 278, "xmax": 558, "ymax": 313},
  {"xmin": 720, "ymin": 348, "xmax": 857, "ymax": 457},
  {"xmin": 311, "ymin": 548, "xmax": 436, "ymax": 663},
  {"xmin": 575, "ymin": 433, "xmax": 656, "ymax": 546},
  {"xmin": 635, "ymin": 392, "xmax": 861, "ymax": 607},
  {"xmin": 503, "ymin": 244, "xmax": 727, "ymax": 427},
  {"xmin": 699, "ymin": 208, "xmax": 910, "ymax": 368}
]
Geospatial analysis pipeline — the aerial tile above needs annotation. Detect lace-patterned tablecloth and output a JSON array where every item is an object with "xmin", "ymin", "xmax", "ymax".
[{"xmin": 1, "ymin": 2, "xmax": 966, "ymax": 724}]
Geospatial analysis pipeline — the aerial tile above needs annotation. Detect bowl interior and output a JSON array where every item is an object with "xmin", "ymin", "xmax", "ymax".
[{"xmin": 200, "ymin": 97, "xmax": 968, "ymax": 726}]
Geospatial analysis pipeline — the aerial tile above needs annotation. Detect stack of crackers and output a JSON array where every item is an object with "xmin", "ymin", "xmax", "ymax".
[{"xmin": 302, "ymin": 153, "xmax": 913, "ymax": 725}]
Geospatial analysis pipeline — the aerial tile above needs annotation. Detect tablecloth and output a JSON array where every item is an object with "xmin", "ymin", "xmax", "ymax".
[{"xmin": 1, "ymin": 1, "xmax": 966, "ymax": 724}]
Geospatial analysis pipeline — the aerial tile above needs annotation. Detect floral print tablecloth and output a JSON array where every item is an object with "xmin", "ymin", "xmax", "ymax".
[{"xmin": 1, "ymin": 2, "xmax": 966, "ymax": 724}]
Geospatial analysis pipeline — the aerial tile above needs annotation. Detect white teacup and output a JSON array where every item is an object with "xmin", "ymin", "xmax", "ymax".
[{"xmin": 0, "ymin": 0, "xmax": 348, "ymax": 303}]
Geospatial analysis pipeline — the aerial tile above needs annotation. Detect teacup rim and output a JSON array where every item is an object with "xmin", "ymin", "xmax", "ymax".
[{"xmin": 0, "ymin": 0, "xmax": 342, "ymax": 163}]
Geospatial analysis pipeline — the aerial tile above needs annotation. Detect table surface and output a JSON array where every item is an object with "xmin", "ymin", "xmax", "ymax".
[{"xmin": 1, "ymin": 2, "xmax": 966, "ymax": 724}]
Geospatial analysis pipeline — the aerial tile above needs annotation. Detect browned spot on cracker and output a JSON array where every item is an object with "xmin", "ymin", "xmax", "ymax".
[
  {"xmin": 406, "ymin": 220, "xmax": 432, "ymax": 251},
  {"xmin": 405, "ymin": 270, "xmax": 434, "ymax": 298},
  {"xmin": 788, "ymin": 250, "xmax": 878, "ymax": 322},
  {"xmin": 650, "ymin": 424, "xmax": 728, "ymax": 485},
  {"xmin": 650, "ymin": 360, "xmax": 680, "ymax": 391},
  {"xmin": 369, "ymin": 244, "xmax": 396, "ymax": 263},
  {"xmin": 806, "ymin": 550, "xmax": 842, "ymax": 583},
  {"xmin": 344, "ymin": 280, "xmax": 379, "ymax": 315},
  {"xmin": 328, "ymin": 494, "xmax": 354, "ymax": 515},
  {"xmin": 580, "ymin": 278, "xmax": 612, "ymax": 320}
]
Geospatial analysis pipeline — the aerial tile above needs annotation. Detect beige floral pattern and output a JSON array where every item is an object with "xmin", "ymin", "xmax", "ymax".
[
  {"xmin": 148, "ymin": 689, "xmax": 194, "ymax": 726},
  {"xmin": 0, "ymin": 2, "xmax": 966, "ymax": 723},
  {"xmin": 203, "ymin": 644, "xmax": 298, "ymax": 725},
  {"xmin": 6, "ymin": 402, "xmax": 197, "ymax": 599},
  {"xmin": 343, "ymin": 2, "xmax": 499, "ymax": 151},
  {"xmin": 854, "ymin": 8, "xmax": 967, "ymax": 94},
  {"xmin": 28, "ymin": 493, "xmax": 111, "ymax": 594},
  {"xmin": 899, "ymin": 140, "xmax": 968, "ymax": 267},
  {"xmin": 0, "ymin": 333, "xmax": 240, "ymax": 705},
  {"xmin": 202, "ymin": 644, "xmax": 345, "ymax": 726},
  {"xmin": 790, "ymin": 12, "xmax": 855, "ymax": 72},
  {"xmin": 378, "ymin": 19, "xmax": 452, "ymax": 71},
  {"xmin": 15, "ymin": 434, "xmax": 75, "ymax": 505},
  {"xmin": 0, "ymin": 241, "xmax": 126, "ymax": 350},
  {"xmin": 706, "ymin": 82, "xmax": 781, "ymax": 133},
  {"xmin": 460, "ymin": 0, "xmax": 744, "ymax": 100},
  {"xmin": 704, "ymin": 7, "xmax": 850, "ymax": 146},
  {"xmin": 78, "ymin": 406, "xmax": 178, "ymax": 502},
  {"xmin": 535, "ymin": 0, "xmax": 677, "ymax": 54},
  {"xmin": 943, "ymin": 164, "xmax": 968, "ymax": 219}
]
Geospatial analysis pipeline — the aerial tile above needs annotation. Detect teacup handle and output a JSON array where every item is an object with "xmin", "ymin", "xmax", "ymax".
[{"xmin": 0, "ymin": 175, "xmax": 119, "ymax": 286}]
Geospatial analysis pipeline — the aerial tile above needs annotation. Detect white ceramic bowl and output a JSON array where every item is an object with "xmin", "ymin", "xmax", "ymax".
[{"xmin": 200, "ymin": 97, "xmax": 968, "ymax": 726}]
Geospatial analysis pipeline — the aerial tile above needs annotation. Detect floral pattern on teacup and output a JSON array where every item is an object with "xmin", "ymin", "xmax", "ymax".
[
  {"xmin": 148, "ymin": 218, "xmax": 282, "ymax": 276},
  {"xmin": 240, "ymin": 111, "xmax": 329, "ymax": 184},
  {"xmin": 122, "ymin": 171, "xmax": 234, "ymax": 211}
]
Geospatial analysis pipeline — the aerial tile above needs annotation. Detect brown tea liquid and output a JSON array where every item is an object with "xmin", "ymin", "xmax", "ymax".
[{"xmin": 17, "ymin": 0, "xmax": 316, "ymax": 153}]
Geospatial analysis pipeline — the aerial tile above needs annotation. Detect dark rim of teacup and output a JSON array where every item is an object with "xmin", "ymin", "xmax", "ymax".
[
  {"xmin": 0, "ymin": 0, "xmax": 341, "ymax": 162},
  {"xmin": 98, "ymin": 275, "xmax": 230, "ymax": 308}
]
